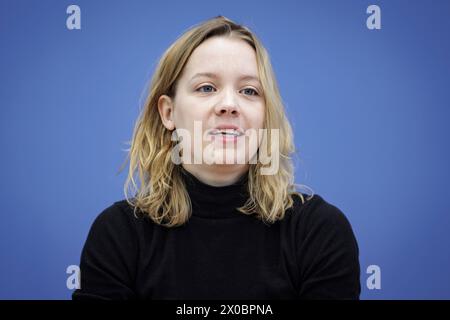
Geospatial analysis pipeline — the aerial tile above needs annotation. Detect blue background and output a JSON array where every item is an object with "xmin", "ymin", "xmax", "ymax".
[{"xmin": 1, "ymin": 0, "xmax": 449, "ymax": 299}]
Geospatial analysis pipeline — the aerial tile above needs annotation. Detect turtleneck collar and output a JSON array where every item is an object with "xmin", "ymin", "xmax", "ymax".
[{"xmin": 179, "ymin": 166, "xmax": 250, "ymax": 219}]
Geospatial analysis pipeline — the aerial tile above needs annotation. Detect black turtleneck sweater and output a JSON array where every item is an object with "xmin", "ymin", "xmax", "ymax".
[{"xmin": 72, "ymin": 169, "xmax": 360, "ymax": 300}]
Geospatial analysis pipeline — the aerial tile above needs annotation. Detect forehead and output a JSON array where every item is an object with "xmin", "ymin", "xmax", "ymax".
[{"xmin": 182, "ymin": 36, "xmax": 259, "ymax": 79}]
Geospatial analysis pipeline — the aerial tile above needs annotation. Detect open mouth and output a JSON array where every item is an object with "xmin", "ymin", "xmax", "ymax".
[{"xmin": 209, "ymin": 129, "xmax": 244, "ymax": 137}]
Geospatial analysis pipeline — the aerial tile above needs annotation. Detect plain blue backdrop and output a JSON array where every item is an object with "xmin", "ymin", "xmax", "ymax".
[{"xmin": 1, "ymin": 0, "xmax": 449, "ymax": 299}]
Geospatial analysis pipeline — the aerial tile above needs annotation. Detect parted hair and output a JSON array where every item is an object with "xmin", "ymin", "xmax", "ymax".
[{"xmin": 120, "ymin": 15, "xmax": 313, "ymax": 227}]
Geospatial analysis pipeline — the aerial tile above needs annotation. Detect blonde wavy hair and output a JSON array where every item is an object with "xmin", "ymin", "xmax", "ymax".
[{"xmin": 120, "ymin": 15, "xmax": 314, "ymax": 227}]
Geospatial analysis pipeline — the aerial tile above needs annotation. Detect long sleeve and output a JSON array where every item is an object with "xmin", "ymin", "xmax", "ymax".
[
  {"xmin": 71, "ymin": 192, "xmax": 360, "ymax": 300},
  {"xmin": 296, "ymin": 200, "xmax": 361, "ymax": 300},
  {"xmin": 72, "ymin": 203, "xmax": 139, "ymax": 300}
]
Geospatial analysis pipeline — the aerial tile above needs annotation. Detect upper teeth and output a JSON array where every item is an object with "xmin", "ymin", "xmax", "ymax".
[{"xmin": 217, "ymin": 129, "xmax": 240, "ymax": 136}]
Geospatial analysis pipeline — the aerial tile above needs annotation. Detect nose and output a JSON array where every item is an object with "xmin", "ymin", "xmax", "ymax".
[
  {"xmin": 214, "ymin": 88, "xmax": 240, "ymax": 117},
  {"xmin": 215, "ymin": 104, "xmax": 239, "ymax": 116}
]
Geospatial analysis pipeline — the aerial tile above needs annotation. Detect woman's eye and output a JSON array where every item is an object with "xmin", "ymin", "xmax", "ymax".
[
  {"xmin": 241, "ymin": 88, "xmax": 259, "ymax": 96},
  {"xmin": 197, "ymin": 85, "xmax": 216, "ymax": 93},
  {"xmin": 196, "ymin": 85, "xmax": 258, "ymax": 96}
]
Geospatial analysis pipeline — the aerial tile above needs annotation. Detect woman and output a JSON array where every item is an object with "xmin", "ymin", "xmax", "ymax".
[{"xmin": 72, "ymin": 16, "xmax": 361, "ymax": 300}]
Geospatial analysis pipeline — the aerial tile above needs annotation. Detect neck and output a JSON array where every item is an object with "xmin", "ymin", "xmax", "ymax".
[
  {"xmin": 179, "ymin": 164, "xmax": 250, "ymax": 219},
  {"xmin": 181, "ymin": 163, "xmax": 249, "ymax": 187}
]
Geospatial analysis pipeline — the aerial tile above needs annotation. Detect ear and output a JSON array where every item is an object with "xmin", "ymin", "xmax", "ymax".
[{"xmin": 157, "ymin": 94, "xmax": 175, "ymax": 130}]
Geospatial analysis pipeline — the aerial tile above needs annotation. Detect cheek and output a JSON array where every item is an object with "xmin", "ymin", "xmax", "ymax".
[
  {"xmin": 247, "ymin": 104, "xmax": 265, "ymax": 129},
  {"xmin": 173, "ymin": 112, "xmax": 212, "ymax": 145},
  {"xmin": 173, "ymin": 104, "xmax": 205, "ymax": 129}
]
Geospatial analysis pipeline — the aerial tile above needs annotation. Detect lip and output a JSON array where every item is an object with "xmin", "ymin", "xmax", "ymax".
[
  {"xmin": 210, "ymin": 133, "xmax": 242, "ymax": 143},
  {"xmin": 208, "ymin": 124, "xmax": 244, "ymax": 136}
]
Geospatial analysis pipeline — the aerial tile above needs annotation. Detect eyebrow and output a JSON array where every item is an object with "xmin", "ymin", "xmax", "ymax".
[{"xmin": 189, "ymin": 72, "xmax": 261, "ymax": 83}]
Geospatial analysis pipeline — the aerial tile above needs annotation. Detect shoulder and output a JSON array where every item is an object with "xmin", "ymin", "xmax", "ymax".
[
  {"xmin": 92, "ymin": 199, "xmax": 133, "ymax": 223},
  {"xmin": 288, "ymin": 194, "xmax": 361, "ymax": 299},
  {"xmin": 87, "ymin": 199, "xmax": 142, "ymax": 237},
  {"xmin": 287, "ymin": 193, "xmax": 357, "ymax": 243}
]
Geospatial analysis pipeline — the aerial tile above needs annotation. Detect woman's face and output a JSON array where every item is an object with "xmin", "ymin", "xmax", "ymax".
[{"xmin": 158, "ymin": 36, "xmax": 265, "ymax": 178}]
